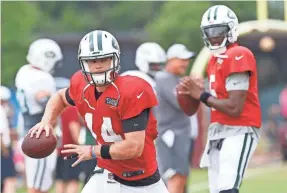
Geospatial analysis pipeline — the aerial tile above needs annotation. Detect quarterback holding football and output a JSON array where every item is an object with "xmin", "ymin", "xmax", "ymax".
[
  {"xmin": 178, "ymin": 5, "xmax": 261, "ymax": 193},
  {"xmin": 29, "ymin": 30, "xmax": 169, "ymax": 193}
]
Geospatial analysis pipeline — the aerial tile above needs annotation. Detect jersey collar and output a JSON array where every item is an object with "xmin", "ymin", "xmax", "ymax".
[{"xmin": 227, "ymin": 43, "xmax": 238, "ymax": 50}]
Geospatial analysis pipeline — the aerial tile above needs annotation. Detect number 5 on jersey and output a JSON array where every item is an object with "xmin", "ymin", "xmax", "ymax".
[{"xmin": 85, "ymin": 113, "xmax": 123, "ymax": 143}]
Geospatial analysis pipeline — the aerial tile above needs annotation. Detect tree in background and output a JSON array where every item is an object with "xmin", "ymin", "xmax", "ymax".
[
  {"xmin": 33, "ymin": 1, "xmax": 164, "ymax": 33},
  {"xmin": 146, "ymin": 1, "xmax": 257, "ymax": 54},
  {"xmin": 1, "ymin": 1, "xmax": 164, "ymax": 85},
  {"xmin": 34, "ymin": 2, "xmax": 96, "ymax": 34},
  {"xmin": 3, "ymin": 1, "xmax": 284, "ymax": 85},
  {"xmin": 2, "ymin": 2, "xmax": 40, "ymax": 86},
  {"xmin": 268, "ymin": 0, "xmax": 284, "ymax": 20},
  {"xmin": 146, "ymin": 1, "xmax": 211, "ymax": 53}
]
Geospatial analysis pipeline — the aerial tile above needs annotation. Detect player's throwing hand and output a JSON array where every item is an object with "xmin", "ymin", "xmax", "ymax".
[{"xmin": 61, "ymin": 144, "xmax": 94, "ymax": 167}]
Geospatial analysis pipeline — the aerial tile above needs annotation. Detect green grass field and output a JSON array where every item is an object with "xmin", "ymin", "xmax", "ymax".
[
  {"xmin": 188, "ymin": 163, "xmax": 287, "ymax": 193},
  {"xmin": 17, "ymin": 163, "xmax": 287, "ymax": 193}
]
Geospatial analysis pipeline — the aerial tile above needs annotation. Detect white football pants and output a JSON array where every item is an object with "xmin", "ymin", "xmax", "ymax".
[
  {"xmin": 81, "ymin": 166, "xmax": 170, "ymax": 193},
  {"xmin": 207, "ymin": 133, "xmax": 258, "ymax": 193}
]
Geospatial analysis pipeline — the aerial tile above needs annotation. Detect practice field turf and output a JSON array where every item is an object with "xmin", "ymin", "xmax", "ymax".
[
  {"xmin": 17, "ymin": 163, "xmax": 287, "ymax": 193},
  {"xmin": 188, "ymin": 163, "xmax": 287, "ymax": 193}
]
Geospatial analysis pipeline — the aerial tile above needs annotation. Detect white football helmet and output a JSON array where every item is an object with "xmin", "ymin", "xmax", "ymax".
[
  {"xmin": 78, "ymin": 30, "xmax": 120, "ymax": 86},
  {"xmin": 135, "ymin": 42, "xmax": 166, "ymax": 77},
  {"xmin": 0, "ymin": 86, "xmax": 11, "ymax": 101},
  {"xmin": 26, "ymin": 39, "xmax": 63, "ymax": 74},
  {"xmin": 201, "ymin": 5, "xmax": 239, "ymax": 54}
]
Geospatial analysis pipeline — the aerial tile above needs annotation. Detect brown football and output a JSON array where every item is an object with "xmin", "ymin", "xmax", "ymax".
[
  {"xmin": 22, "ymin": 130, "xmax": 57, "ymax": 159},
  {"xmin": 176, "ymin": 87, "xmax": 200, "ymax": 116}
]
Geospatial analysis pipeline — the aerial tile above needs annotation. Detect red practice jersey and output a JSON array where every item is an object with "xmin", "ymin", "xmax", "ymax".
[
  {"xmin": 57, "ymin": 106, "xmax": 80, "ymax": 154},
  {"xmin": 69, "ymin": 71, "xmax": 158, "ymax": 180},
  {"xmin": 206, "ymin": 43, "xmax": 261, "ymax": 128}
]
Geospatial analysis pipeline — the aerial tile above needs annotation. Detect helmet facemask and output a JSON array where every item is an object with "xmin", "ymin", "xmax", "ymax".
[
  {"xmin": 201, "ymin": 21, "xmax": 238, "ymax": 54},
  {"xmin": 79, "ymin": 53, "xmax": 120, "ymax": 86},
  {"xmin": 48, "ymin": 59, "xmax": 63, "ymax": 74},
  {"xmin": 148, "ymin": 62, "xmax": 165, "ymax": 77},
  {"xmin": 202, "ymin": 24, "xmax": 230, "ymax": 51}
]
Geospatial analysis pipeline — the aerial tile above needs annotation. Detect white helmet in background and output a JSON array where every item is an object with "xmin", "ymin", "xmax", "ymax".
[
  {"xmin": 135, "ymin": 42, "xmax": 166, "ymax": 77},
  {"xmin": 201, "ymin": 5, "xmax": 239, "ymax": 54},
  {"xmin": 0, "ymin": 86, "xmax": 11, "ymax": 101},
  {"xmin": 78, "ymin": 30, "xmax": 120, "ymax": 86},
  {"xmin": 26, "ymin": 39, "xmax": 63, "ymax": 74}
]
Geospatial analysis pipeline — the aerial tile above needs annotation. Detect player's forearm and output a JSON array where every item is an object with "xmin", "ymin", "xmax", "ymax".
[
  {"xmin": 94, "ymin": 140, "xmax": 143, "ymax": 160},
  {"xmin": 41, "ymin": 89, "xmax": 69, "ymax": 126},
  {"xmin": 207, "ymin": 96, "xmax": 243, "ymax": 116},
  {"xmin": 110, "ymin": 140, "xmax": 143, "ymax": 160}
]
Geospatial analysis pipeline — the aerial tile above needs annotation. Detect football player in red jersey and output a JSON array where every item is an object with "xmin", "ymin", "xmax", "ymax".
[
  {"xmin": 178, "ymin": 5, "xmax": 261, "ymax": 193},
  {"xmin": 28, "ymin": 30, "xmax": 169, "ymax": 193}
]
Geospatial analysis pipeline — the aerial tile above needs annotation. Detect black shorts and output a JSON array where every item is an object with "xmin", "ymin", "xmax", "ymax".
[
  {"xmin": 156, "ymin": 133, "xmax": 191, "ymax": 179},
  {"xmin": 80, "ymin": 159, "xmax": 97, "ymax": 184},
  {"xmin": 1, "ymin": 147, "xmax": 16, "ymax": 180},
  {"xmin": 55, "ymin": 156, "xmax": 81, "ymax": 181}
]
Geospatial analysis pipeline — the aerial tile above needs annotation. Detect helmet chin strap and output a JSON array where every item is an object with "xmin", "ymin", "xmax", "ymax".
[
  {"xmin": 212, "ymin": 47, "xmax": 228, "ymax": 57},
  {"xmin": 209, "ymin": 37, "xmax": 229, "ymax": 57},
  {"xmin": 85, "ymin": 58, "xmax": 117, "ymax": 86}
]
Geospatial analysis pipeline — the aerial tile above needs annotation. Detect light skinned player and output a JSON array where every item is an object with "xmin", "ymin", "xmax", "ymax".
[{"xmin": 29, "ymin": 30, "xmax": 170, "ymax": 193}]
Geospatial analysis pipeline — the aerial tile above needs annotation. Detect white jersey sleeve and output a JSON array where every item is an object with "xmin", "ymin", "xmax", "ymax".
[
  {"xmin": 15, "ymin": 65, "xmax": 56, "ymax": 115},
  {"xmin": 225, "ymin": 72, "xmax": 250, "ymax": 91}
]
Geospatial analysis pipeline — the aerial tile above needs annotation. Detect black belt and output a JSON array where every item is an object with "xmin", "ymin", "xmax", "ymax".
[
  {"xmin": 207, "ymin": 139, "xmax": 224, "ymax": 154},
  {"xmin": 87, "ymin": 168, "xmax": 160, "ymax": 187}
]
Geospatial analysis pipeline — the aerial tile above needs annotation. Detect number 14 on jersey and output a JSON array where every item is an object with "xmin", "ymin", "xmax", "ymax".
[{"xmin": 85, "ymin": 113, "xmax": 123, "ymax": 143}]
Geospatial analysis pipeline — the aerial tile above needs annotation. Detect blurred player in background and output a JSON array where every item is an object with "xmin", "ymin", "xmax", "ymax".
[
  {"xmin": 179, "ymin": 5, "xmax": 261, "ymax": 193},
  {"xmin": 79, "ymin": 121, "xmax": 97, "ymax": 185},
  {"xmin": 15, "ymin": 39, "xmax": 63, "ymax": 193},
  {"xmin": 121, "ymin": 42, "xmax": 167, "ymax": 90},
  {"xmin": 1, "ymin": 86, "xmax": 17, "ymax": 193},
  {"xmin": 155, "ymin": 44, "xmax": 195, "ymax": 193},
  {"xmin": 55, "ymin": 106, "xmax": 82, "ymax": 193},
  {"xmin": 279, "ymin": 86, "xmax": 287, "ymax": 161},
  {"xmin": 54, "ymin": 77, "xmax": 82, "ymax": 193},
  {"xmin": 29, "ymin": 30, "xmax": 169, "ymax": 193}
]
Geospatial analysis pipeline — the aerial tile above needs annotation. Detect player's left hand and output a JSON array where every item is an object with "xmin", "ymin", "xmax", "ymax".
[
  {"xmin": 61, "ymin": 144, "xmax": 93, "ymax": 167},
  {"xmin": 177, "ymin": 76, "xmax": 204, "ymax": 100}
]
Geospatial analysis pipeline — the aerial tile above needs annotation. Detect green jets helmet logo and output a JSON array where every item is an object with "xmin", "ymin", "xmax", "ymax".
[
  {"xmin": 112, "ymin": 38, "xmax": 119, "ymax": 50},
  {"xmin": 45, "ymin": 51, "xmax": 56, "ymax": 58}
]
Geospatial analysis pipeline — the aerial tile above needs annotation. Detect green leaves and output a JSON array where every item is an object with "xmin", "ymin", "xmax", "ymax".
[
  {"xmin": 146, "ymin": 2, "xmax": 211, "ymax": 53},
  {"xmin": 2, "ymin": 2, "xmax": 40, "ymax": 86},
  {"xmin": 0, "ymin": 1, "xmax": 275, "ymax": 86}
]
